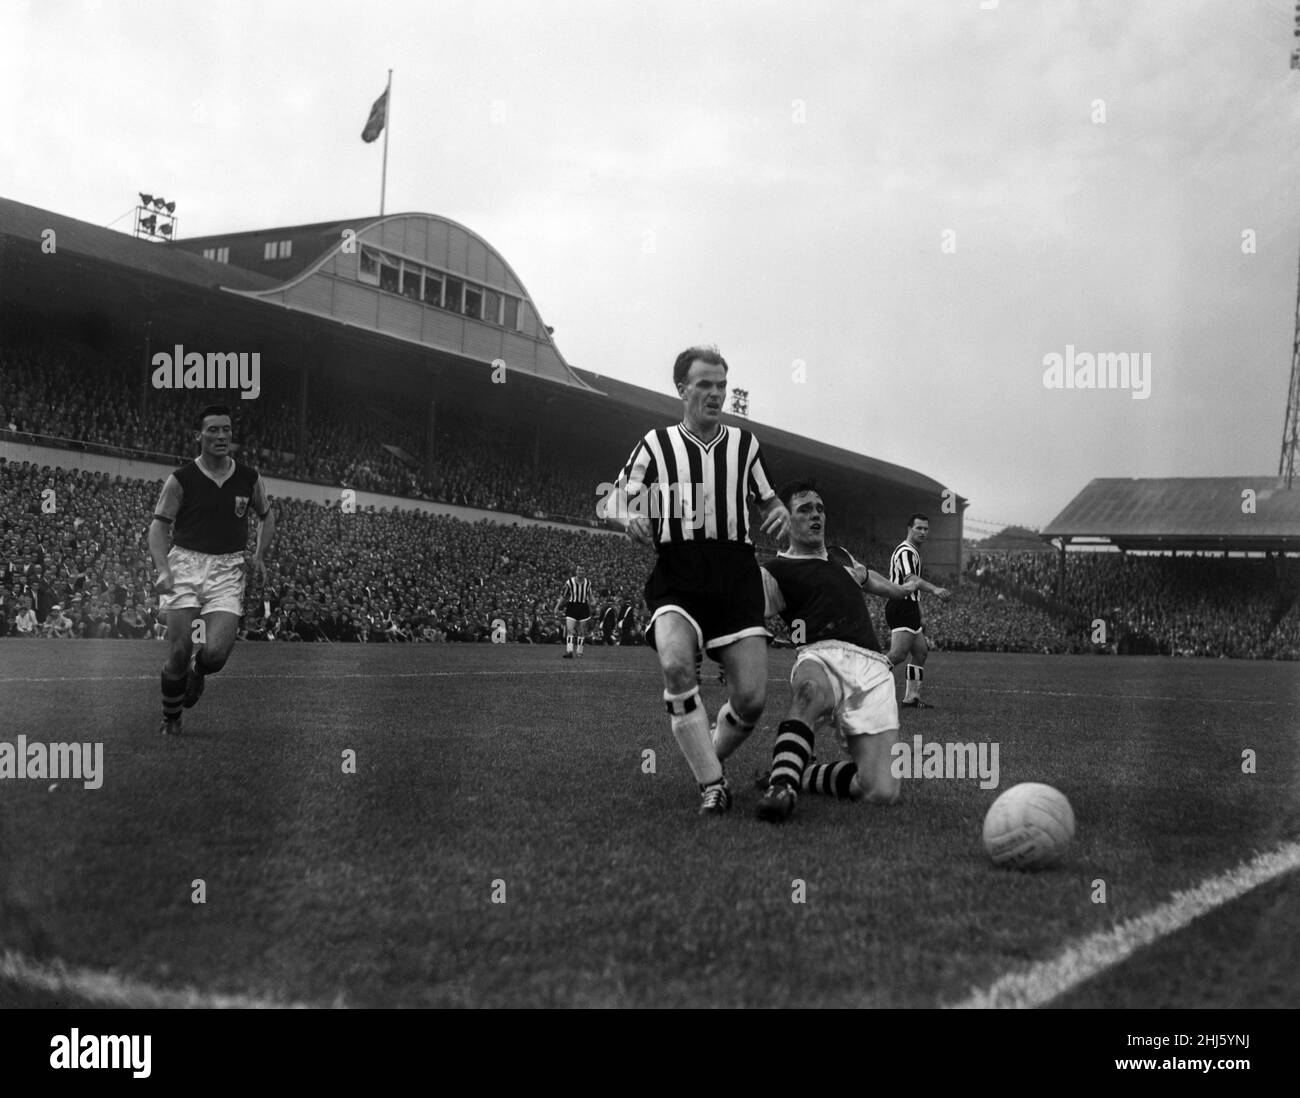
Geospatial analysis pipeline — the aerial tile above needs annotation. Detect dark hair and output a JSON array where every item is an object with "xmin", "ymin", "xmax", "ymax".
[
  {"xmin": 672, "ymin": 345, "xmax": 728, "ymax": 389},
  {"xmin": 194, "ymin": 404, "xmax": 233, "ymax": 429},
  {"xmin": 777, "ymin": 478, "xmax": 820, "ymax": 512},
  {"xmin": 907, "ymin": 513, "xmax": 930, "ymax": 529}
]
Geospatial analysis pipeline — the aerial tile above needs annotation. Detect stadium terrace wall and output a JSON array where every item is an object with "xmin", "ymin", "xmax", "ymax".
[{"xmin": 0, "ymin": 441, "xmax": 623, "ymax": 536}]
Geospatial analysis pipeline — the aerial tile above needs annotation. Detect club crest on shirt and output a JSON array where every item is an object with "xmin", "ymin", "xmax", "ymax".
[{"xmin": 234, "ymin": 495, "xmax": 249, "ymax": 517}]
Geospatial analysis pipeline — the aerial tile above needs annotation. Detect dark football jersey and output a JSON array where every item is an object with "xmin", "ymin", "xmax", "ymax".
[
  {"xmin": 763, "ymin": 550, "xmax": 881, "ymax": 652},
  {"xmin": 170, "ymin": 460, "xmax": 266, "ymax": 555}
]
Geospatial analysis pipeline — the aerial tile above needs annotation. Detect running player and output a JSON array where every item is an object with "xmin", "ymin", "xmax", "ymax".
[
  {"xmin": 754, "ymin": 480, "xmax": 919, "ymax": 823},
  {"xmin": 606, "ymin": 346, "xmax": 789, "ymax": 815},
  {"xmin": 885, "ymin": 513, "xmax": 951, "ymax": 708},
  {"xmin": 554, "ymin": 565, "xmax": 592, "ymax": 658},
  {"xmin": 148, "ymin": 404, "xmax": 275, "ymax": 734}
]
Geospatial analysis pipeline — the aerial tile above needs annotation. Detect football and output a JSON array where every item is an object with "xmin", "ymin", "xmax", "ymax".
[{"xmin": 982, "ymin": 782, "xmax": 1075, "ymax": 870}]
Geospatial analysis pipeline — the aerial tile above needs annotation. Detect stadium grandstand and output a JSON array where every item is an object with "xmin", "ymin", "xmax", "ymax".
[
  {"xmin": 1, "ymin": 196, "xmax": 963, "ymax": 645},
  {"xmin": 957, "ymin": 478, "xmax": 1300, "ymax": 659}
]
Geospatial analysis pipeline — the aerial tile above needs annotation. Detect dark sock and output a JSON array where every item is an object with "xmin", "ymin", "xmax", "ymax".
[
  {"xmin": 161, "ymin": 670, "xmax": 185, "ymax": 720},
  {"xmin": 769, "ymin": 719, "xmax": 814, "ymax": 790},
  {"xmin": 802, "ymin": 761, "xmax": 857, "ymax": 799}
]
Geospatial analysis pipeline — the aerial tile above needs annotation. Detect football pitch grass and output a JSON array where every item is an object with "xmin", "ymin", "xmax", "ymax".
[{"xmin": 1, "ymin": 640, "xmax": 1297, "ymax": 1009}]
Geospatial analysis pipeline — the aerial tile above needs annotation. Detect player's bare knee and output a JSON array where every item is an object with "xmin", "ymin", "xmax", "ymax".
[
  {"xmin": 860, "ymin": 779, "xmax": 901, "ymax": 806},
  {"xmin": 731, "ymin": 691, "xmax": 764, "ymax": 726},
  {"xmin": 165, "ymin": 641, "xmax": 190, "ymax": 673},
  {"xmin": 788, "ymin": 678, "xmax": 821, "ymax": 720},
  {"xmin": 663, "ymin": 661, "xmax": 697, "ymax": 696}
]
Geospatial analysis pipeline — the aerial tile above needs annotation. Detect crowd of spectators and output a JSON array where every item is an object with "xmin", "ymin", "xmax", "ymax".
[
  {"xmin": 0, "ymin": 457, "xmax": 654, "ymax": 645},
  {"xmin": 6, "ymin": 458, "xmax": 1300, "ymax": 659},
  {"xmin": 966, "ymin": 550, "xmax": 1300, "ymax": 659},
  {"xmin": 5, "ymin": 333, "xmax": 1300, "ymax": 659},
  {"xmin": 1, "ymin": 337, "xmax": 906, "ymax": 539},
  {"xmin": 0, "ymin": 339, "xmax": 605, "ymax": 525}
]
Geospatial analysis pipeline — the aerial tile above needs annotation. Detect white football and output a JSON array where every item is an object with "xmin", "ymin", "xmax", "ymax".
[{"xmin": 982, "ymin": 782, "xmax": 1075, "ymax": 870}]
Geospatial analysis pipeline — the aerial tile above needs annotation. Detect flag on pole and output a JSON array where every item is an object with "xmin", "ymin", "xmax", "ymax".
[{"xmin": 361, "ymin": 89, "xmax": 388, "ymax": 143}]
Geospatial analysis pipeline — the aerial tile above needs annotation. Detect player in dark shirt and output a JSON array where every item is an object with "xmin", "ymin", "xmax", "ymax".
[
  {"xmin": 148, "ymin": 405, "xmax": 275, "ymax": 734},
  {"xmin": 755, "ymin": 479, "xmax": 917, "ymax": 823}
]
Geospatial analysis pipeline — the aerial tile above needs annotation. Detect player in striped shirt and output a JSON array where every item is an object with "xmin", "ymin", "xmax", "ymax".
[
  {"xmin": 604, "ymin": 346, "xmax": 790, "ymax": 816},
  {"xmin": 553, "ymin": 566, "xmax": 592, "ymax": 659},
  {"xmin": 885, "ymin": 514, "xmax": 951, "ymax": 708}
]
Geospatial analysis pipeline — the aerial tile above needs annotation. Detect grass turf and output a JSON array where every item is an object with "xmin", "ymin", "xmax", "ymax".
[{"xmin": 0, "ymin": 640, "xmax": 1296, "ymax": 1007}]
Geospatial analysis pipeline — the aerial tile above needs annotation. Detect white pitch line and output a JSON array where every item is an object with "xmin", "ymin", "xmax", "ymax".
[
  {"xmin": 0, "ymin": 950, "xmax": 327, "ymax": 1009},
  {"xmin": 0, "ymin": 668, "xmax": 651, "ymax": 684},
  {"xmin": 946, "ymin": 685, "xmax": 1295, "ymax": 707},
  {"xmin": 0, "ymin": 672, "xmax": 1291, "ymax": 707},
  {"xmin": 949, "ymin": 840, "xmax": 1300, "ymax": 1009}
]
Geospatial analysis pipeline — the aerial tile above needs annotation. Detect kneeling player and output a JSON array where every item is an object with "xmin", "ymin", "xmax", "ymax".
[{"xmin": 756, "ymin": 480, "xmax": 917, "ymax": 823}]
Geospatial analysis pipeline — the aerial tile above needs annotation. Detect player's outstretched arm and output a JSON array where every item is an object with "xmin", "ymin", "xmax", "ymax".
[
  {"xmin": 915, "ymin": 577, "xmax": 951, "ymax": 600},
  {"xmin": 864, "ymin": 570, "xmax": 918, "ymax": 600}
]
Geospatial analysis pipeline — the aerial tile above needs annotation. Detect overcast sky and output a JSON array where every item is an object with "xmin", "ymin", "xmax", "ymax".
[{"xmin": 4, "ymin": 0, "xmax": 1299, "ymax": 532}]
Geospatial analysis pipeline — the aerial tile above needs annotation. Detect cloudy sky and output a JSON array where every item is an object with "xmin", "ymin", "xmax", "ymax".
[{"xmin": 4, "ymin": 0, "xmax": 1299, "ymax": 531}]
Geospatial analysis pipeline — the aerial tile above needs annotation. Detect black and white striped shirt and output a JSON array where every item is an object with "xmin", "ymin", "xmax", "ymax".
[
  {"xmin": 889, "ymin": 540, "xmax": 922, "ymax": 603},
  {"xmin": 561, "ymin": 576, "xmax": 592, "ymax": 604},
  {"xmin": 613, "ymin": 423, "xmax": 776, "ymax": 547}
]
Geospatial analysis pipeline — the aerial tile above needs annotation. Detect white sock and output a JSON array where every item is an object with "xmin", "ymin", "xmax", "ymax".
[
  {"xmin": 664, "ymin": 687, "xmax": 722, "ymax": 785},
  {"xmin": 713, "ymin": 700, "xmax": 756, "ymax": 761}
]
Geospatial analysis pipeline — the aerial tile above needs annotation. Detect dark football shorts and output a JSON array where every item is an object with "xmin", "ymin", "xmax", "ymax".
[
  {"xmin": 564, "ymin": 601, "xmax": 590, "ymax": 622},
  {"xmin": 644, "ymin": 541, "xmax": 767, "ymax": 656},
  {"xmin": 885, "ymin": 598, "xmax": 923, "ymax": 634}
]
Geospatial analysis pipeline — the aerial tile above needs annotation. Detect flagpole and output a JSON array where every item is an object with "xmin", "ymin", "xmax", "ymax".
[{"xmin": 380, "ymin": 69, "xmax": 392, "ymax": 215}]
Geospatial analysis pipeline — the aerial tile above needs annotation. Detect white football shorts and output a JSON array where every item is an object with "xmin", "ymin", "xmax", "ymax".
[
  {"xmin": 159, "ymin": 547, "xmax": 246, "ymax": 616},
  {"xmin": 792, "ymin": 639, "xmax": 899, "ymax": 746}
]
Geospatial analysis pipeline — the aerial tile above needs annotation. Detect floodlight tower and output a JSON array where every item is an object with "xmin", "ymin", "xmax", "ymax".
[
  {"xmin": 132, "ymin": 193, "xmax": 178, "ymax": 242},
  {"xmin": 729, "ymin": 388, "xmax": 749, "ymax": 418},
  {"xmin": 1285, "ymin": 4, "xmax": 1300, "ymax": 486},
  {"xmin": 1284, "ymin": 248, "xmax": 1300, "ymax": 487}
]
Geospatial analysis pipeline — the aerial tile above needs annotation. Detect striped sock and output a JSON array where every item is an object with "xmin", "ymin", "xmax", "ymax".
[
  {"xmin": 576, "ymin": 635, "xmax": 584, "ymax": 655},
  {"xmin": 664, "ymin": 686, "xmax": 722, "ymax": 785},
  {"xmin": 769, "ymin": 719, "xmax": 813, "ymax": 790},
  {"xmin": 802, "ymin": 761, "xmax": 857, "ymax": 799},
  {"xmin": 566, "ymin": 635, "xmax": 574, "ymax": 653},
  {"xmin": 904, "ymin": 663, "xmax": 923, "ymax": 701},
  {"xmin": 713, "ymin": 700, "xmax": 756, "ymax": 761},
  {"xmin": 161, "ymin": 670, "xmax": 186, "ymax": 720}
]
